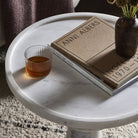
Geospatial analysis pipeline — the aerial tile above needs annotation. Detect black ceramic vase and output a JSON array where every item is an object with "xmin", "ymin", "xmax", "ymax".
[{"xmin": 115, "ymin": 16, "xmax": 138, "ymax": 58}]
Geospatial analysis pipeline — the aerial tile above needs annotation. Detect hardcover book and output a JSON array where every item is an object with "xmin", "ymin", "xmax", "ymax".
[{"xmin": 51, "ymin": 16, "xmax": 138, "ymax": 89}]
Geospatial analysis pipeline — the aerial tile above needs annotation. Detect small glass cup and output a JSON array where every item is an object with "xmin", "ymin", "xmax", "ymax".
[{"xmin": 24, "ymin": 45, "xmax": 52, "ymax": 77}]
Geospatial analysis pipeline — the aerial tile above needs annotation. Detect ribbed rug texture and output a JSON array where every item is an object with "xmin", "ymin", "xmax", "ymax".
[{"xmin": 0, "ymin": 62, "xmax": 138, "ymax": 138}]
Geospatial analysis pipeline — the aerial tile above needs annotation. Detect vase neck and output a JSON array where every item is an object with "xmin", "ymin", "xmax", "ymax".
[
  {"xmin": 121, "ymin": 15, "xmax": 136, "ymax": 21},
  {"xmin": 120, "ymin": 16, "xmax": 137, "ymax": 25}
]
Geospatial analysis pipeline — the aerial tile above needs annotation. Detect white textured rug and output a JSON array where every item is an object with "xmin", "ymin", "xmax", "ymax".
[{"xmin": 0, "ymin": 62, "xmax": 138, "ymax": 138}]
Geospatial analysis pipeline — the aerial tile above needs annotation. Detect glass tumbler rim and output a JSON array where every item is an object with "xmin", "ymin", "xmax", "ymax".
[{"xmin": 24, "ymin": 45, "xmax": 50, "ymax": 60}]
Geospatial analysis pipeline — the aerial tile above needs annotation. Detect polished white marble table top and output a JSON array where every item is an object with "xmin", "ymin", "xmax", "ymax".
[{"xmin": 5, "ymin": 13, "xmax": 138, "ymax": 130}]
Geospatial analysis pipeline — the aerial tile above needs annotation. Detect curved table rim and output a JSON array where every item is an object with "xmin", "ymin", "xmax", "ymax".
[{"xmin": 5, "ymin": 12, "xmax": 138, "ymax": 130}]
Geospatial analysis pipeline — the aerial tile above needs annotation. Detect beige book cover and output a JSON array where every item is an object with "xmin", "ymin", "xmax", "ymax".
[{"xmin": 51, "ymin": 16, "xmax": 138, "ymax": 88}]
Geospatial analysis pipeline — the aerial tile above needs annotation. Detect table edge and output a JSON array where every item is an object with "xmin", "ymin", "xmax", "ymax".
[{"xmin": 5, "ymin": 12, "xmax": 138, "ymax": 130}]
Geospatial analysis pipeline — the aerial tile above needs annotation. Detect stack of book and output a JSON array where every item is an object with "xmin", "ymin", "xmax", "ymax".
[{"xmin": 51, "ymin": 16, "xmax": 138, "ymax": 95}]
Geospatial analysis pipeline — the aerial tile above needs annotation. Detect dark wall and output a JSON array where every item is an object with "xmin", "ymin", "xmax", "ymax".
[{"xmin": 75, "ymin": 0, "xmax": 122, "ymax": 16}]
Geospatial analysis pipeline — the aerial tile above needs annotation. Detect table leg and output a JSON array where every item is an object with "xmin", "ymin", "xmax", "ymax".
[{"xmin": 67, "ymin": 128, "xmax": 102, "ymax": 138}]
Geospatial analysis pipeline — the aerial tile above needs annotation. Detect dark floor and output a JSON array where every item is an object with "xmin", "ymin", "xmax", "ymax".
[
  {"xmin": 0, "ymin": 46, "xmax": 12, "ymax": 98},
  {"xmin": 0, "ymin": 62, "xmax": 12, "ymax": 97},
  {"xmin": 75, "ymin": 0, "xmax": 123, "ymax": 16}
]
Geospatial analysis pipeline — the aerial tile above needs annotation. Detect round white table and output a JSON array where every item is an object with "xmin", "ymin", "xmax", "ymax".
[{"xmin": 5, "ymin": 13, "xmax": 138, "ymax": 138}]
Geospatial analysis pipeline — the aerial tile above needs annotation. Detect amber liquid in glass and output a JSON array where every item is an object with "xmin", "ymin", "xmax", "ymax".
[{"xmin": 26, "ymin": 56, "xmax": 51, "ymax": 77}]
